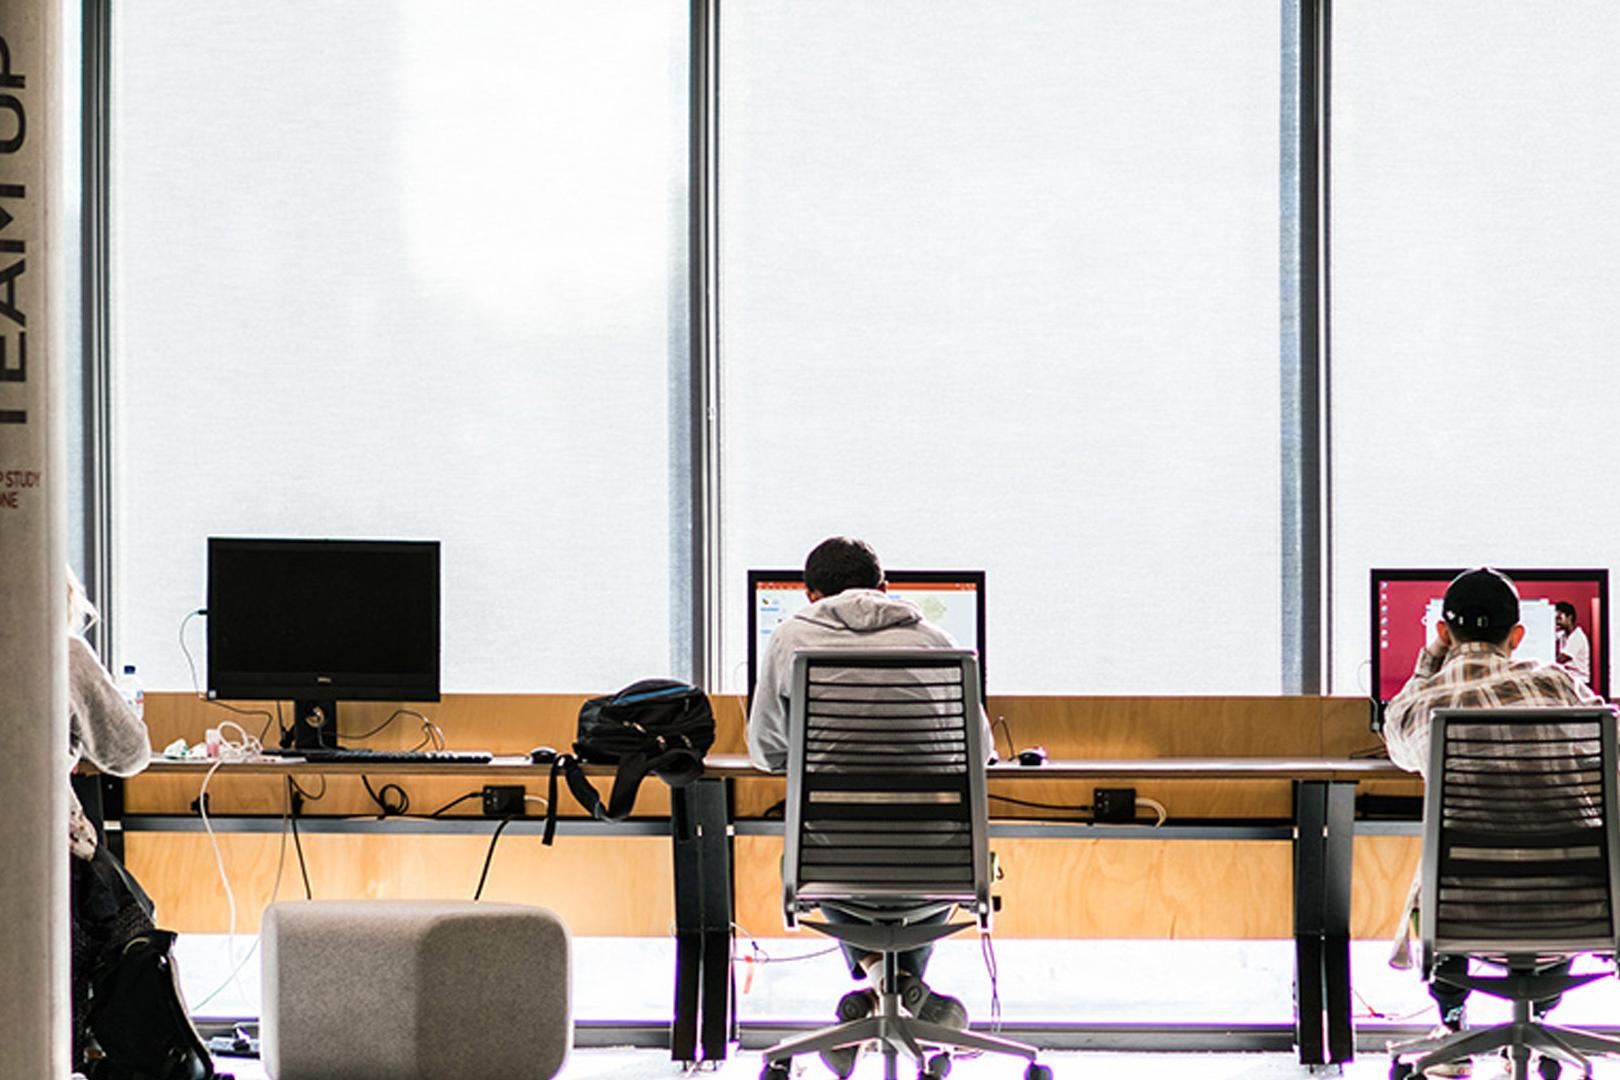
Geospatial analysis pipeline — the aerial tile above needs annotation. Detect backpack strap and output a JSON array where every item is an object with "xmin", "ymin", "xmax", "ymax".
[
  {"xmin": 543, "ymin": 755, "xmax": 604, "ymax": 846},
  {"xmin": 542, "ymin": 747, "xmax": 706, "ymax": 845}
]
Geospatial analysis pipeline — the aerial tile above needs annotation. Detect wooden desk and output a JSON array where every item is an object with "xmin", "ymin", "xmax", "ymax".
[{"xmin": 117, "ymin": 750, "xmax": 1410, "ymax": 1066}]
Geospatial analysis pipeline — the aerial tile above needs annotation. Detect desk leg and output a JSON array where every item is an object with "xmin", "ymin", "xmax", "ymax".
[
  {"xmin": 1323, "ymin": 781, "xmax": 1356, "ymax": 1064},
  {"xmin": 670, "ymin": 777, "xmax": 733, "ymax": 1063},
  {"xmin": 1293, "ymin": 780, "xmax": 1357, "ymax": 1066},
  {"xmin": 1294, "ymin": 781, "xmax": 1328, "ymax": 1065}
]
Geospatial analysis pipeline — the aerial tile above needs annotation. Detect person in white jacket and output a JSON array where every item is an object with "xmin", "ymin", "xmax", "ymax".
[
  {"xmin": 746, "ymin": 537, "xmax": 984, "ymax": 1077},
  {"xmin": 65, "ymin": 566, "xmax": 155, "ymax": 1068}
]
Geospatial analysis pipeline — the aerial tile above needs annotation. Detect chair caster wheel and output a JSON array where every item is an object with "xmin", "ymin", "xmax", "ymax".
[
  {"xmin": 1389, "ymin": 1061, "xmax": 1414, "ymax": 1080},
  {"xmin": 1537, "ymin": 1056, "xmax": 1563, "ymax": 1080},
  {"xmin": 761, "ymin": 1060, "xmax": 790, "ymax": 1080},
  {"xmin": 926, "ymin": 1051, "xmax": 952, "ymax": 1077},
  {"xmin": 1025, "ymin": 1064, "xmax": 1053, "ymax": 1080}
]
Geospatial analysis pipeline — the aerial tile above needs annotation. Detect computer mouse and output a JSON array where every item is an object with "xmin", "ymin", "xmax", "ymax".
[
  {"xmin": 530, "ymin": 745, "xmax": 558, "ymax": 765},
  {"xmin": 1016, "ymin": 746, "xmax": 1048, "ymax": 767}
]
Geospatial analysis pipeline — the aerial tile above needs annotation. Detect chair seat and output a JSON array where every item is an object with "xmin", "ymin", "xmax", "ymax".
[{"xmin": 261, "ymin": 900, "xmax": 571, "ymax": 1080}]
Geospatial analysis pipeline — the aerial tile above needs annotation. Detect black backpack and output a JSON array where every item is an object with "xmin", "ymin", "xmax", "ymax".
[
  {"xmin": 88, "ymin": 930, "xmax": 215, "ymax": 1080},
  {"xmin": 542, "ymin": 679, "xmax": 715, "ymax": 844}
]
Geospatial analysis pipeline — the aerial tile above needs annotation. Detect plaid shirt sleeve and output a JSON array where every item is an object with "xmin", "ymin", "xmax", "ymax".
[
  {"xmin": 1381, "ymin": 641, "xmax": 1607, "ymax": 775},
  {"xmin": 1383, "ymin": 646, "xmax": 1444, "ymax": 773}
]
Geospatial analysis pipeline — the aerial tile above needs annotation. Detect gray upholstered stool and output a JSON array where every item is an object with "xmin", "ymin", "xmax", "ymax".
[{"xmin": 261, "ymin": 900, "xmax": 571, "ymax": 1080}]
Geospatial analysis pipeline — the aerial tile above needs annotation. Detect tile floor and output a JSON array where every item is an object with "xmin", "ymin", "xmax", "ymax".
[{"xmin": 181, "ymin": 935, "xmax": 1620, "ymax": 1079}]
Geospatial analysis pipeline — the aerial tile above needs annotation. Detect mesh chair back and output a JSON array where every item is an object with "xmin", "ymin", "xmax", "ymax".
[
  {"xmin": 782, "ymin": 649, "xmax": 989, "ymax": 921},
  {"xmin": 1422, "ymin": 707, "xmax": 1620, "ymax": 961}
]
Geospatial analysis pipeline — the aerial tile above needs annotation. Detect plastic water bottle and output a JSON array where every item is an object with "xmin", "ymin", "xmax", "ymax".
[{"xmin": 116, "ymin": 664, "xmax": 145, "ymax": 720}]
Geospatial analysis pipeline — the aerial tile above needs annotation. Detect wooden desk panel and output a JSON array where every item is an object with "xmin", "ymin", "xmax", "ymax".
[
  {"xmin": 124, "ymin": 832, "xmax": 673, "ymax": 935},
  {"xmin": 130, "ymin": 692, "xmax": 1412, "ymax": 938}
]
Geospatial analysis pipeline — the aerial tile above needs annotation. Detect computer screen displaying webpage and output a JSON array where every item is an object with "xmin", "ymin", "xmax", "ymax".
[
  {"xmin": 1372, "ymin": 569, "xmax": 1608, "ymax": 703},
  {"xmin": 747, "ymin": 571, "xmax": 986, "ymax": 698}
]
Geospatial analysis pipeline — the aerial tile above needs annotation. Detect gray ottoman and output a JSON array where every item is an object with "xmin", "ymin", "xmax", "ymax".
[{"xmin": 261, "ymin": 900, "xmax": 571, "ymax": 1080}]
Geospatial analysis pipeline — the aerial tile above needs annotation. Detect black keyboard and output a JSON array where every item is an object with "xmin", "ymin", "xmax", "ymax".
[{"xmin": 261, "ymin": 748, "xmax": 493, "ymax": 765}]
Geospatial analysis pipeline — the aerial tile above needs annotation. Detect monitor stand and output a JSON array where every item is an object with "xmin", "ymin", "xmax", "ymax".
[{"xmin": 286, "ymin": 699, "xmax": 339, "ymax": 750}]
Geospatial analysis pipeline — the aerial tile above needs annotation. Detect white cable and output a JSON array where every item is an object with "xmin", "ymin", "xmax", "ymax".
[
  {"xmin": 190, "ymin": 789, "xmax": 290, "ymax": 1012},
  {"xmin": 523, "ymin": 794, "xmax": 549, "ymax": 812},
  {"xmin": 1138, "ymin": 796, "xmax": 1168, "ymax": 826},
  {"xmin": 190, "ymin": 721, "xmax": 264, "ymax": 1010}
]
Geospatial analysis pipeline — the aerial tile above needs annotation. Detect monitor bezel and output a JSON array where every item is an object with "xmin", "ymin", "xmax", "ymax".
[
  {"xmin": 746, "ymin": 567, "xmax": 988, "ymax": 702},
  {"xmin": 206, "ymin": 536, "xmax": 442, "ymax": 704},
  {"xmin": 1369, "ymin": 566, "xmax": 1610, "ymax": 706}
]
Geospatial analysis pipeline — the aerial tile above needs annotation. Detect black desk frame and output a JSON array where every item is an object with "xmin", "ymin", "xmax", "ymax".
[
  {"xmin": 672, "ymin": 779, "xmax": 1366, "ymax": 1066},
  {"xmin": 669, "ymin": 777, "xmax": 735, "ymax": 1062}
]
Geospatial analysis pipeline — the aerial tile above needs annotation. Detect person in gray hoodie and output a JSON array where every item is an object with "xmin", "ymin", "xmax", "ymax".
[
  {"xmin": 746, "ymin": 536, "xmax": 982, "ymax": 1077},
  {"xmin": 747, "ymin": 537, "xmax": 974, "ymax": 770}
]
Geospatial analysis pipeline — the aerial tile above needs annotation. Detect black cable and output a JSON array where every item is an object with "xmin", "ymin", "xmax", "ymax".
[
  {"xmin": 426, "ymin": 791, "xmax": 483, "ymax": 818},
  {"xmin": 205, "ymin": 699, "xmax": 278, "ymax": 746},
  {"xmin": 360, "ymin": 775, "xmax": 410, "ymax": 816},
  {"xmin": 988, "ymin": 793, "xmax": 1093, "ymax": 813},
  {"xmin": 288, "ymin": 775, "xmax": 327, "ymax": 803},
  {"xmin": 472, "ymin": 817, "xmax": 515, "ymax": 901},
  {"xmin": 344, "ymin": 708, "xmax": 429, "ymax": 743},
  {"xmin": 286, "ymin": 779, "xmax": 313, "ymax": 900}
]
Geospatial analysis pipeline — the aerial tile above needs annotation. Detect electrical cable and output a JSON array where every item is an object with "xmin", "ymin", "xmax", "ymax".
[
  {"xmin": 988, "ymin": 794, "xmax": 1092, "ymax": 814},
  {"xmin": 981, "ymin": 931, "xmax": 1003, "ymax": 1034},
  {"xmin": 991, "ymin": 716, "xmax": 1015, "ymax": 761},
  {"xmin": 361, "ymin": 775, "xmax": 410, "ymax": 816},
  {"xmin": 179, "ymin": 607, "xmax": 280, "ymax": 743},
  {"xmin": 286, "ymin": 778, "xmax": 313, "ymax": 900},
  {"xmin": 178, "ymin": 608, "xmax": 205, "ymax": 692},
  {"xmin": 426, "ymin": 791, "xmax": 483, "ymax": 818},
  {"xmin": 728, "ymin": 922, "xmax": 839, "ymax": 965},
  {"xmin": 190, "ymin": 783, "xmax": 290, "ymax": 1013},
  {"xmin": 1137, "ymin": 796, "xmax": 1168, "ymax": 826},
  {"xmin": 193, "ymin": 721, "xmax": 265, "ymax": 1007},
  {"xmin": 472, "ymin": 817, "xmax": 515, "ymax": 900},
  {"xmin": 343, "ymin": 708, "xmax": 440, "ymax": 748},
  {"xmin": 287, "ymin": 774, "xmax": 327, "ymax": 803}
]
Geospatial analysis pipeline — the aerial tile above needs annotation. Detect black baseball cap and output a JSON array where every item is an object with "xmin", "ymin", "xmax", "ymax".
[{"xmin": 1443, "ymin": 567, "xmax": 1520, "ymax": 633}]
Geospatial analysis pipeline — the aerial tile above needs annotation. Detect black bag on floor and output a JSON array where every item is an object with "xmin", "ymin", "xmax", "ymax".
[
  {"xmin": 88, "ymin": 930, "xmax": 215, "ymax": 1080},
  {"xmin": 543, "ymin": 679, "xmax": 715, "ymax": 844}
]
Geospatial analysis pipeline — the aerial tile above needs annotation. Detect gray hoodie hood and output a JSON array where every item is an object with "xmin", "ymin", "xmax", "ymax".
[{"xmin": 793, "ymin": 588, "xmax": 923, "ymax": 634}]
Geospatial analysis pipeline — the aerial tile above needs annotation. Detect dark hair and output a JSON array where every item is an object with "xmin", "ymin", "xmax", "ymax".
[
  {"xmin": 1443, "ymin": 566, "xmax": 1519, "ymax": 646},
  {"xmin": 804, "ymin": 537, "xmax": 884, "ymax": 597},
  {"xmin": 1557, "ymin": 600, "xmax": 1578, "ymax": 621}
]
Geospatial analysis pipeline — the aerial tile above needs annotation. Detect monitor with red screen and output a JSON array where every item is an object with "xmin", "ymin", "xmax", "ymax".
[{"xmin": 1371, "ymin": 568, "xmax": 1609, "ymax": 707}]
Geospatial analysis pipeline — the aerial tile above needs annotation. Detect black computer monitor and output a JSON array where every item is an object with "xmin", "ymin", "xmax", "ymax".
[
  {"xmin": 207, "ymin": 537, "xmax": 441, "ymax": 748},
  {"xmin": 1370, "ymin": 567, "xmax": 1609, "ymax": 715},
  {"xmin": 746, "ymin": 568, "xmax": 987, "ymax": 700}
]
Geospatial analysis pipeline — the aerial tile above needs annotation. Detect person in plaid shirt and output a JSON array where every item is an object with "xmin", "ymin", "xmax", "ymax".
[{"xmin": 1382, "ymin": 567, "xmax": 1605, "ymax": 1077}]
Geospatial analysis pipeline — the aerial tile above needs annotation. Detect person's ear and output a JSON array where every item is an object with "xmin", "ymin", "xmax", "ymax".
[
  {"xmin": 1437, "ymin": 622, "xmax": 1453, "ymax": 647},
  {"xmin": 806, "ymin": 588, "xmax": 823, "ymax": 603},
  {"xmin": 1508, "ymin": 624, "xmax": 1526, "ymax": 651}
]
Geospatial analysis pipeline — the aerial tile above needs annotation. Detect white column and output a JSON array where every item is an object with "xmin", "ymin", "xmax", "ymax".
[{"xmin": 0, "ymin": 1, "xmax": 66, "ymax": 1075}]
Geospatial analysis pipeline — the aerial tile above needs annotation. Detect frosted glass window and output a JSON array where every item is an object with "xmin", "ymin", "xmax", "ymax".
[
  {"xmin": 111, "ymin": 1, "xmax": 690, "ymax": 692},
  {"xmin": 1329, "ymin": 3, "xmax": 1620, "ymax": 694},
  {"xmin": 718, "ymin": 1, "xmax": 1286, "ymax": 693}
]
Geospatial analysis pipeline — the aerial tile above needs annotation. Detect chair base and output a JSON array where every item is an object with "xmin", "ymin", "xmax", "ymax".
[
  {"xmin": 1390, "ymin": 1018, "xmax": 1620, "ymax": 1080},
  {"xmin": 760, "ymin": 954, "xmax": 1040, "ymax": 1080}
]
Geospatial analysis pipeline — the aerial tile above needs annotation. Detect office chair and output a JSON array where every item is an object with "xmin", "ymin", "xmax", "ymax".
[
  {"xmin": 758, "ymin": 649, "xmax": 1048, "ymax": 1080},
  {"xmin": 1388, "ymin": 706, "xmax": 1620, "ymax": 1080}
]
